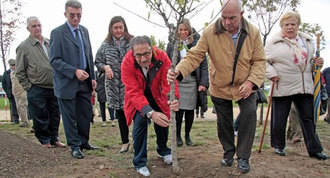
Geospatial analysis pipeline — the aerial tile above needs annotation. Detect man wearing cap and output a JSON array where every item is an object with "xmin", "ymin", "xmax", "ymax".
[
  {"xmin": 2, "ymin": 59, "xmax": 19, "ymax": 124},
  {"xmin": 10, "ymin": 59, "xmax": 30, "ymax": 128},
  {"xmin": 15, "ymin": 16, "xmax": 65, "ymax": 148}
]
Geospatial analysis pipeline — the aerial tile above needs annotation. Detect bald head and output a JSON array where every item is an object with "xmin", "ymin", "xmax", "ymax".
[
  {"xmin": 222, "ymin": 0, "xmax": 243, "ymax": 12},
  {"xmin": 221, "ymin": 0, "xmax": 243, "ymax": 34}
]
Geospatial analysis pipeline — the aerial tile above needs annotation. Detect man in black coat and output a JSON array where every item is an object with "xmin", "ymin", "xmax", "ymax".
[{"xmin": 2, "ymin": 59, "xmax": 19, "ymax": 123}]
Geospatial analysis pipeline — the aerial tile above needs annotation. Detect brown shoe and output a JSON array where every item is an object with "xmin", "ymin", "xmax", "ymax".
[
  {"xmin": 119, "ymin": 143, "xmax": 130, "ymax": 153},
  {"xmin": 55, "ymin": 141, "xmax": 66, "ymax": 148},
  {"xmin": 42, "ymin": 143, "xmax": 54, "ymax": 148}
]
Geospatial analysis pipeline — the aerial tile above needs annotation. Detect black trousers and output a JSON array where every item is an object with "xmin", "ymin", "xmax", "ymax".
[
  {"xmin": 8, "ymin": 97, "xmax": 19, "ymax": 123},
  {"xmin": 271, "ymin": 94, "xmax": 323, "ymax": 155},
  {"xmin": 116, "ymin": 109, "xmax": 129, "ymax": 144},
  {"xmin": 99, "ymin": 101, "xmax": 115, "ymax": 121},
  {"xmin": 27, "ymin": 85, "xmax": 60, "ymax": 145},
  {"xmin": 211, "ymin": 93, "xmax": 257, "ymax": 160},
  {"xmin": 176, "ymin": 109, "xmax": 194, "ymax": 137},
  {"xmin": 58, "ymin": 81, "xmax": 92, "ymax": 149}
]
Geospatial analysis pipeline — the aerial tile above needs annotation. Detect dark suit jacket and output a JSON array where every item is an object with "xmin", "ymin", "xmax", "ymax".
[
  {"xmin": 2, "ymin": 69, "xmax": 13, "ymax": 99},
  {"xmin": 49, "ymin": 23, "xmax": 95, "ymax": 99}
]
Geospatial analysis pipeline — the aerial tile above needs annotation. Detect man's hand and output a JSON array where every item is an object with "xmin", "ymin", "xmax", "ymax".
[
  {"xmin": 151, "ymin": 111, "xmax": 170, "ymax": 127},
  {"xmin": 239, "ymin": 80, "xmax": 254, "ymax": 99},
  {"xmin": 75, "ymin": 69, "xmax": 89, "ymax": 81},
  {"xmin": 167, "ymin": 69, "xmax": 179, "ymax": 84},
  {"xmin": 92, "ymin": 80, "xmax": 97, "ymax": 90},
  {"xmin": 104, "ymin": 65, "xmax": 114, "ymax": 79},
  {"xmin": 168, "ymin": 99, "xmax": 179, "ymax": 111},
  {"xmin": 198, "ymin": 85, "xmax": 206, "ymax": 92},
  {"xmin": 314, "ymin": 57, "xmax": 324, "ymax": 67}
]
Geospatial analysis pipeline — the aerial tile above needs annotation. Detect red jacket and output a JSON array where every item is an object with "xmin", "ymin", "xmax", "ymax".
[{"xmin": 121, "ymin": 47, "xmax": 179, "ymax": 126}]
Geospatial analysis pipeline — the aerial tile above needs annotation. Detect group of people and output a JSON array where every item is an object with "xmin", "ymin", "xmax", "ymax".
[{"xmin": 2, "ymin": 0, "xmax": 329, "ymax": 177}]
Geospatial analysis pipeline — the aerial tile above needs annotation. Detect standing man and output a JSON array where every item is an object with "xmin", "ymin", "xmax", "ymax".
[
  {"xmin": 2, "ymin": 59, "xmax": 19, "ymax": 124},
  {"xmin": 10, "ymin": 59, "xmax": 29, "ymax": 128},
  {"xmin": 121, "ymin": 36, "xmax": 179, "ymax": 177},
  {"xmin": 49, "ymin": 0, "xmax": 97, "ymax": 159},
  {"xmin": 15, "ymin": 16, "xmax": 65, "ymax": 148},
  {"xmin": 322, "ymin": 67, "xmax": 330, "ymax": 124},
  {"xmin": 167, "ymin": 0, "xmax": 266, "ymax": 173}
]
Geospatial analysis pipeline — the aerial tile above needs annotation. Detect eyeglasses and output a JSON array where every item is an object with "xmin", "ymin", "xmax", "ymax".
[
  {"xmin": 134, "ymin": 51, "xmax": 152, "ymax": 59},
  {"xmin": 69, "ymin": 13, "xmax": 81, "ymax": 19}
]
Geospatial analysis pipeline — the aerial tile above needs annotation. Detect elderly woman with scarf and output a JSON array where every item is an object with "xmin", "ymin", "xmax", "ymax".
[
  {"xmin": 265, "ymin": 11, "xmax": 327, "ymax": 160},
  {"xmin": 166, "ymin": 19, "xmax": 209, "ymax": 146}
]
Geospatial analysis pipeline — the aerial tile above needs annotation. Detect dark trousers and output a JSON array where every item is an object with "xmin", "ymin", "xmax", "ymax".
[
  {"xmin": 132, "ymin": 112, "xmax": 171, "ymax": 168},
  {"xmin": 271, "ymin": 94, "xmax": 323, "ymax": 155},
  {"xmin": 176, "ymin": 109, "xmax": 194, "ymax": 137},
  {"xmin": 8, "ymin": 97, "xmax": 19, "ymax": 123},
  {"xmin": 58, "ymin": 81, "xmax": 92, "ymax": 149},
  {"xmin": 116, "ymin": 109, "xmax": 129, "ymax": 144},
  {"xmin": 99, "ymin": 101, "xmax": 115, "ymax": 122},
  {"xmin": 211, "ymin": 93, "xmax": 257, "ymax": 160},
  {"xmin": 27, "ymin": 85, "xmax": 60, "ymax": 144}
]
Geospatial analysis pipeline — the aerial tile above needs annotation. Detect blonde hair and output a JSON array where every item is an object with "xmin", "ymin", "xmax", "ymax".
[
  {"xmin": 280, "ymin": 11, "xmax": 301, "ymax": 27},
  {"xmin": 178, "ymin": 18, "xmax": 194, "ymax": 44}
]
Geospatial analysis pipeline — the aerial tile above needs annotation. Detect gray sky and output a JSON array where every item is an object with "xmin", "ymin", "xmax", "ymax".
[{"xmin": 2, "ymin": 0, "xmax": 330, "ymax": 74}]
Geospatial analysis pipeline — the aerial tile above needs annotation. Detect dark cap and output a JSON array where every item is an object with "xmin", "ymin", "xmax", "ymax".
[{"xmin": 8, "ymin": 59, "xmax": 16, "ymax": 65}]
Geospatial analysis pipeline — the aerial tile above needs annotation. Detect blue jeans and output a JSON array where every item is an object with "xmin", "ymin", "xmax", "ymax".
[{"xmin": 132, "ymin": 111, "xmax": 171, "ymax": 168}]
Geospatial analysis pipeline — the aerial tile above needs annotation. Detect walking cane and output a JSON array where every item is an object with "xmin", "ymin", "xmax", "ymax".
[{"xmin": 258, "ymin": 82, "xmax": 275, "ymax": 153}]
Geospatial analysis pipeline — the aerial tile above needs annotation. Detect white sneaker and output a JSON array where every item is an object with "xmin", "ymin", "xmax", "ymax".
[
  {"xmin": 158, "ymin": 154, "xmax": 172, "ymax": 165},
  {"xmin": 136, "ymin": 166, "xmax": 150, "ymax": 177}
]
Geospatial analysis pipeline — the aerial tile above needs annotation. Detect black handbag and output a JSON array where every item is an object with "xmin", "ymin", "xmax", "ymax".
[{"xmin": 256, "ymin": 88, "xmax": 268, "ymax": 104}]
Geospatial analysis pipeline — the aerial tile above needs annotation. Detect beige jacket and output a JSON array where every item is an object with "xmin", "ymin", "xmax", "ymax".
[
  {"xmin": 265, "ymin": 31, "xmax": 315, "ymax": 97},
  {"xmin": 10, "ymin": 71, "xmax": 26, "ymax": 97},
  {"xmin": 176, "ymin": 18, "xmax": 266, "ymax": 101}
]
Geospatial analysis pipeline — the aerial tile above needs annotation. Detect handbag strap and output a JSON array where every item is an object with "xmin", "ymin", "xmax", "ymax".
[{"xmin": 231, "ymin": 30, "xmax": 247, "ymax": 85}]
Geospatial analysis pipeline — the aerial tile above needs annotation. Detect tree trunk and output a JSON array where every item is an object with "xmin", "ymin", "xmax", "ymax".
[
  {"xmin": 169, "ymin": 39, "xmax": 181, "ymax": 174},
  {"xmin": 0, "ymin": 1, "xmax": 7, "ymax": 71}
]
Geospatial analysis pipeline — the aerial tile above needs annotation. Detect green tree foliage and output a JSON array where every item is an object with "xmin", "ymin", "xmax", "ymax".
[
  {"xmin": 150, "ymin": 35, "xmax": 166, "ymax": 50},
  {"xmin": 0, "ymin": 0, "xmax": 23, "ymax": 71},
  {"xmin": 299, "ymin": 22, "xmax": 326, "ymax": 50}
]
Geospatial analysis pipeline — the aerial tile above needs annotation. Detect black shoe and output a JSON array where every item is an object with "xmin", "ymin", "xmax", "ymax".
[
  {"xmin": 274, "ymin": 148, "xmax": 286, "ymax": 156},
  {"xmin": 177, "ymin": 136, "xmax": 183, "ymax": 147},
  {"xmin": 71, "ymin": 149, "xmax": 84, "ymax": 159},
  {"xmin": 324, "ymin": 118, "xmax": 330, "ymax": 124},
  {"xmin": 221, "ymin": 158, "xmax": 234, "ymax": 167},
  {"xmin": 185, "ymin": 135, "xmax": 193, "ymax": 146},
  {"xmin": 237, "ymin": 158, "xmax": 250, "ymax": 173},
  {"xmin": 310, "ymin": 152, "xmax": 328, "ymax": 160},
  {"xmin": 80, "ymin": 144, "xmax": 99, "ymax": 151}
]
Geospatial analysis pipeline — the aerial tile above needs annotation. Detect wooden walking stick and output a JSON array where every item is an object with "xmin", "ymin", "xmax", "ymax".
[{"xmin": 258, "ymin": 82, "xmax": 275, "ymax": 153}]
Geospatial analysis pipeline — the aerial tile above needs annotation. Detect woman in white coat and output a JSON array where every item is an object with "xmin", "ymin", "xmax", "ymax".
[{"xmin": 265, "ymin": 11, "xmax": 327, "ymax": 160}]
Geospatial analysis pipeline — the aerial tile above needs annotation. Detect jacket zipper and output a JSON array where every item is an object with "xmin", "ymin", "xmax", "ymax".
[{"xmin": 301, "ymin": 73, "xmax": 305, "ymax": 93}]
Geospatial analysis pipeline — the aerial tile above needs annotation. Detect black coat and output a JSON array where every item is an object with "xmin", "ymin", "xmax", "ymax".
[
  {"xmin": 2, "ymin": 69, "xmax": 13, "ymax": 99},
  {"xmin": 95, "ymin": 72, "xmax": 106, "ymax": 103},
  {"xmin": 166, "ymin": 29, "xmax": 209, "ymax": 111}
]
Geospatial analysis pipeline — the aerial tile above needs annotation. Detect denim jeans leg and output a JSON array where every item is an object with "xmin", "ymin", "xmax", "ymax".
[
  {"xmin": 133, "ymin": 112, "xmax": 148, "ymax": 168},
  {"xmin": 154, "ymin": 122, "xmax": 171, "ymax": 156}
]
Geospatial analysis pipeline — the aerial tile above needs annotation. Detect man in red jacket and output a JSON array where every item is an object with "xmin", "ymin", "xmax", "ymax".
[{"xmin": 121, "ymin": 36, "xmax": 179, "ymax": 177}]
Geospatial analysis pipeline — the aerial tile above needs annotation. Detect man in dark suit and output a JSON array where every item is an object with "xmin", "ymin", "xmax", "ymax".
[
  {"xmin": 49, "ymin": 0, "xmax": 97, "ymax": 159},
  {"xmin": 2, "ymin": 59, "xmax": 19, "ymax": 124}
]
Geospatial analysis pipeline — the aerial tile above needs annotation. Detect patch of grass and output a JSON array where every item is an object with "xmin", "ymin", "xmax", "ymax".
[{"xmin": 0, "ymin": 97, "xmax": 10, "ymax": 110}]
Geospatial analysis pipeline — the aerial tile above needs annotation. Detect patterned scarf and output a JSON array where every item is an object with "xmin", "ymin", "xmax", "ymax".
[{"xmin": 283, "ymin": 36, "xmax": 308, "ymax": 71}]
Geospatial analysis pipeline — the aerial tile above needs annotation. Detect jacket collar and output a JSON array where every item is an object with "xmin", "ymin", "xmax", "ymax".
[
  {"xmin": 269, "ymin": 31, "xmax": 312, "ymax": 45},
  {"xmin": 214, "ymin": 17, "xmax": 249, "ymax": 35},
  {"xmin": 28, "ymin": 35, "xmax": 48, "ymax": 46}
]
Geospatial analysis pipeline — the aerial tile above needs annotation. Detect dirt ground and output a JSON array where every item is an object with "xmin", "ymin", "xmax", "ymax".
[{"xmin": 0, "ymin": 108, "xmax": 329, "ymax": 178}]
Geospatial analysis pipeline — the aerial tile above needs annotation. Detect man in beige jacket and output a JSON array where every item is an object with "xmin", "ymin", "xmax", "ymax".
[
  {"xmin": 167, "ymin": 0, "xmax": 265, "ymax": 173},
  {"xmin": 9, "ymin": 59, "xmax": 29, "ymax": 128}
]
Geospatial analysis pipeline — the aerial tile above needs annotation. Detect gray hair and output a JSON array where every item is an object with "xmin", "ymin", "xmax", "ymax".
[
  {"xmin": 26, "ymin": 16, "xmax": 40, "ymax": 27},
  {"xmin": 65, "ymin": 0, "xmax": 82, "ymax": 10},
  {"xmin": 130, "ymin": 36, "xmax": 152, "ymax": 51}
]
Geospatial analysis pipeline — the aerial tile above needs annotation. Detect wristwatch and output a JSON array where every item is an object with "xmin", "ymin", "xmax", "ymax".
[{"xmin": 146, "ymin": 110, "xmax": 154, "ymax": 119}]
